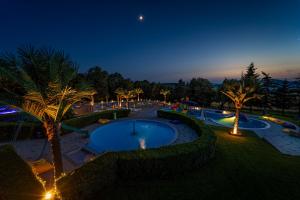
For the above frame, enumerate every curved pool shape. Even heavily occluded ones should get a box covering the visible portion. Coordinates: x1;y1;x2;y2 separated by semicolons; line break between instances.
87;120;177;153
204;110;270;129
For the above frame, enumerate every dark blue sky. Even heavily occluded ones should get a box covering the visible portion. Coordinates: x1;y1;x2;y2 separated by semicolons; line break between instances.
1;0;299;82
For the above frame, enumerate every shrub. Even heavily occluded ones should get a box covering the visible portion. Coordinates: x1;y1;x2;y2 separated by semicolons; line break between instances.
57;109;216;199
62;109;130;132
0;145;45;200
0;122;43;142
57;153;118;200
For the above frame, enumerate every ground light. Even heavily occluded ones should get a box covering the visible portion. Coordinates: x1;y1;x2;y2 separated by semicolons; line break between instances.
43;191;53;200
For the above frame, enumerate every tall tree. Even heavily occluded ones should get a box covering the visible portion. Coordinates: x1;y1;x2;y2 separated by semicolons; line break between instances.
189;78;214;107
134;88;144;101
174;79;189;101
274;79;291;115
86;66;109;101
134;80;152;100
261;71;272;114
222;81;260;135
122;90;136;108
0;46;95;192
108;73;125;100
160;89;171;103
243;63;260;112
115;87;125;108
217;78;240;110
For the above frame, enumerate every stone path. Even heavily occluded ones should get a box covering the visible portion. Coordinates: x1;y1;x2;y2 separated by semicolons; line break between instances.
254;121;300;156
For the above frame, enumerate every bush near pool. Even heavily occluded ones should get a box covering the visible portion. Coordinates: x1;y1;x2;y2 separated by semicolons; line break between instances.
0;109;131;141
0;145;45;200
61;109;131;133
57;109;216;200
0;121;43;141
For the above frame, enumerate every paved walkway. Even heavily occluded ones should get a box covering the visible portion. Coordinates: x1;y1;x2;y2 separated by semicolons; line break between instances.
254;121;300;156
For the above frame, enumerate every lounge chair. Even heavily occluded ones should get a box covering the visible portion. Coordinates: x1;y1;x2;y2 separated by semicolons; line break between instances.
98;118;110;124
282;128;300;138
29;159;53;175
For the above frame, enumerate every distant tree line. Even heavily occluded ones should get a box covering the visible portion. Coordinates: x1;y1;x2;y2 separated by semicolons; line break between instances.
0;47;299;116
75;63;299;115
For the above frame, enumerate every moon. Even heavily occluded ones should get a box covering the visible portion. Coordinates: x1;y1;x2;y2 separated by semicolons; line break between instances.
138;15;144;22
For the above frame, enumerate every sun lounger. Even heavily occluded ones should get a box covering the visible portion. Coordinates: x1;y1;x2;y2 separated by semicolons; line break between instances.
98;118;110;124
282;128;300;138
29;159;53;175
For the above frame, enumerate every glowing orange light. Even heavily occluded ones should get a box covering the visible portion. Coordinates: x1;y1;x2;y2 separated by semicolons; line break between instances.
43;191;53;200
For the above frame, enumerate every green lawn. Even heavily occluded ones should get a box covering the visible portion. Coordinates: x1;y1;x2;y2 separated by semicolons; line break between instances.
101;126;300;200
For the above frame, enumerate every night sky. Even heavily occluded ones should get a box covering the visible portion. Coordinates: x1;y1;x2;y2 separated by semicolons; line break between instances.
1;0;299;83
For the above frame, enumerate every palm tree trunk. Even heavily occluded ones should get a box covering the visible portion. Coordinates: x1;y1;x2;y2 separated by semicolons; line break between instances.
118;96;121;108
137;94;140;102
90;96;94;112
44;122;63;180
233;108;240;135
164;95;166;103
126;98;129;109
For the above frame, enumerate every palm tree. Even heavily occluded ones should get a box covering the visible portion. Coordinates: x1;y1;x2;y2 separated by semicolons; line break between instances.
134;88;144;102
115;88;125;108
122;90;136;109
221;81;259;135
0;47;95;188
160;89;170;103
89;91;97;112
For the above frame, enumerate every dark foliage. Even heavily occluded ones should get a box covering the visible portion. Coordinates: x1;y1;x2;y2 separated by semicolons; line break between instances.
0;145;45;200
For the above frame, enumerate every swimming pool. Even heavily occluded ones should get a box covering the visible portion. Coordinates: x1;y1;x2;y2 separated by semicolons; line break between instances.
87;119;177;153
204;110;270;129
0;106;19;115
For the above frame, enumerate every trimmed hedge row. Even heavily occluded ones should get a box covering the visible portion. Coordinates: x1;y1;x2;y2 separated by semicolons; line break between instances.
0;145;45;200
61;109;131;134
0;112;43;141
57;110;216;200
0;122;43;141
0;110;130;141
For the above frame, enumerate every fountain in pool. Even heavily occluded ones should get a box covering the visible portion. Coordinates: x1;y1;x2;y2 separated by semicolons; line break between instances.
87;119;177;153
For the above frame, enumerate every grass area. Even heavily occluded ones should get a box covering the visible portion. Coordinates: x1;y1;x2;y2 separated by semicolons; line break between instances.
101;126;300;200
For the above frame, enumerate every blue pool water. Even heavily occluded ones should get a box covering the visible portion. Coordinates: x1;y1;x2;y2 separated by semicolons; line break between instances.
204;110;269;129
87;120;177;153
0;106;19;115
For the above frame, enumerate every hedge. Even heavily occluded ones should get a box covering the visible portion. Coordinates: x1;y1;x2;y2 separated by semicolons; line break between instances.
57;109;216;200
0;145;45;200
0;122;43;141
61;109;131;134
0;110;130;141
